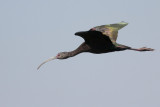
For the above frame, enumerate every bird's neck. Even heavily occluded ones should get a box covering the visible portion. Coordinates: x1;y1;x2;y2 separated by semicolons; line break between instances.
68;43;91;57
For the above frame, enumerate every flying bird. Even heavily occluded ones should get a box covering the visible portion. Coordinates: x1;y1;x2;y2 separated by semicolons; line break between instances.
37;22;154;69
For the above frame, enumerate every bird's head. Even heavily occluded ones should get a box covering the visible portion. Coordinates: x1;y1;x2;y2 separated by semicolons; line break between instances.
37;52;70;70
56;52;69;59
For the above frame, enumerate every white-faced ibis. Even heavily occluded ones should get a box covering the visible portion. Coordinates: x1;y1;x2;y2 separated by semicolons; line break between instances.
37;22;154;69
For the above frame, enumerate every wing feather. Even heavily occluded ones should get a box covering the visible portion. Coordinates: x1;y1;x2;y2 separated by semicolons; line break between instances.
91;22;128;42
75;31;114;49
75;22;128;49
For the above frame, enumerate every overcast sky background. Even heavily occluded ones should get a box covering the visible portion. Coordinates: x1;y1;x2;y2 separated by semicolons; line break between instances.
0;0;160;107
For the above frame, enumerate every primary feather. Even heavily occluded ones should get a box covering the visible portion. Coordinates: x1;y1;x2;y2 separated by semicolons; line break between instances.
90;21;128;42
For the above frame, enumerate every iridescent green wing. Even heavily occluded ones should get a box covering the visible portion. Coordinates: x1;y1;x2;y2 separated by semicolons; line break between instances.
91;22;128;43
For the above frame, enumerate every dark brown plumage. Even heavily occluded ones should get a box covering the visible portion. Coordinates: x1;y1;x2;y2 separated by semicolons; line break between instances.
37;22;154;69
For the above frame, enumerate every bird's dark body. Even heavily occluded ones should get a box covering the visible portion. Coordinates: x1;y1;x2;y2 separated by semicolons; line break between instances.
77;42;129;54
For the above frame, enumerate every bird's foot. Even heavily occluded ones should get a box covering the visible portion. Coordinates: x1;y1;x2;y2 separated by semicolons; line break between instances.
138;47;154;51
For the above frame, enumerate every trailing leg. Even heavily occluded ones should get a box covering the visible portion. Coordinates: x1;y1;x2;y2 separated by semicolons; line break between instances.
128;47;154;51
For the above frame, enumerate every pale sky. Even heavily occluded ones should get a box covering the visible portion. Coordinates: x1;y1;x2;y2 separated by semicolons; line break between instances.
0;0;160;107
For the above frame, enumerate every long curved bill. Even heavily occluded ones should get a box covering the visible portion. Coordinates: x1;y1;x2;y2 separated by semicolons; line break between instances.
37;56;57;70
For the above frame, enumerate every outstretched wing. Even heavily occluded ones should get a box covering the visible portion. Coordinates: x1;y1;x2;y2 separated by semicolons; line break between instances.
90;22;128;42
75;31;114;49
